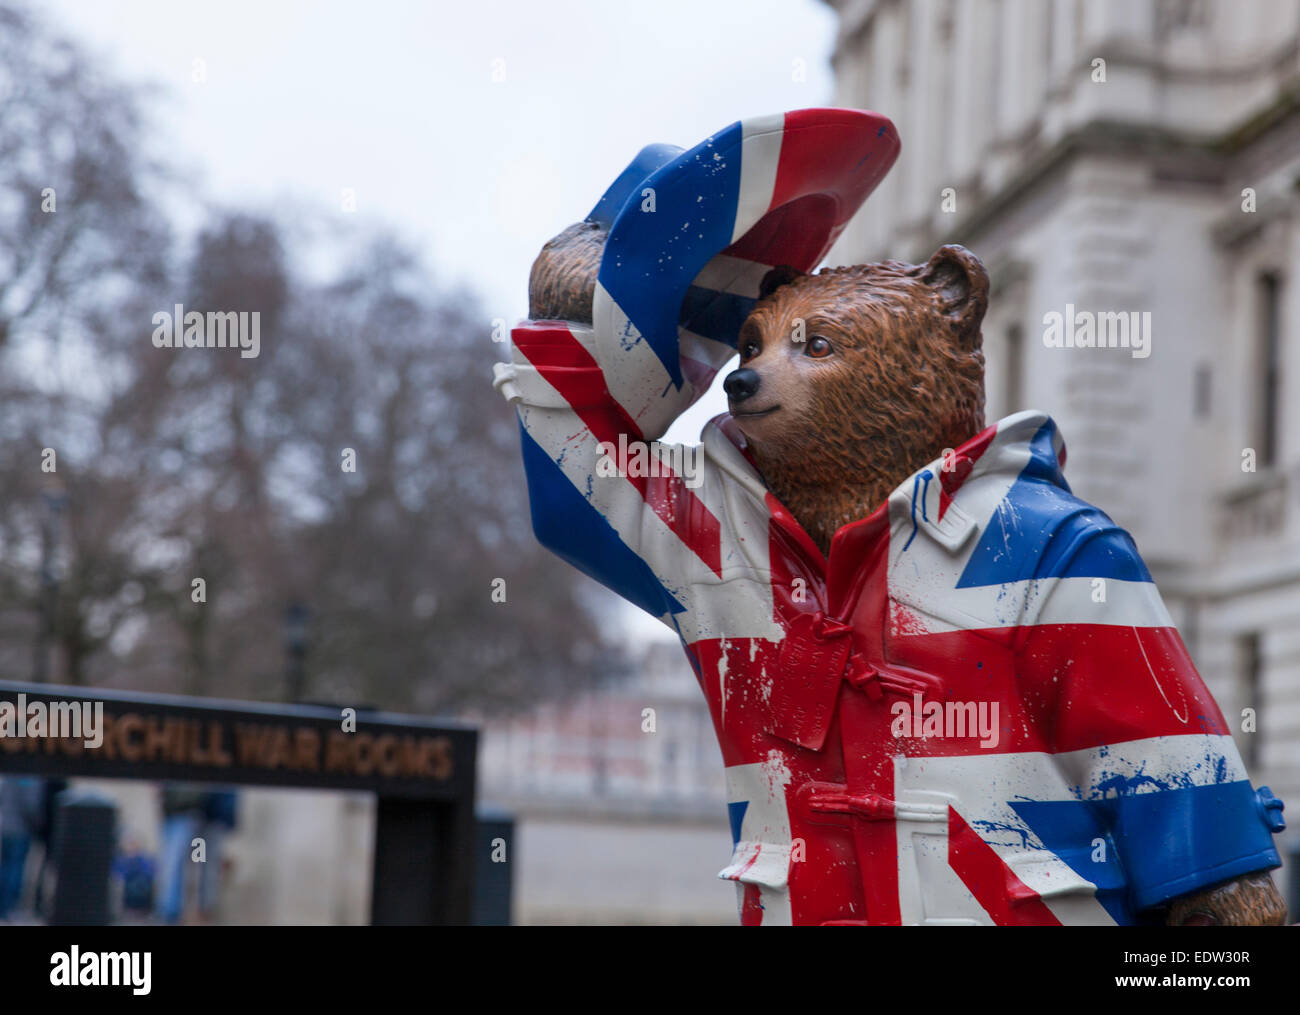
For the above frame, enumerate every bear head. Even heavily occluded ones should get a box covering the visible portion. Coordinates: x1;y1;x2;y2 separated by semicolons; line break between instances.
528;225;989;557
726;246;989;554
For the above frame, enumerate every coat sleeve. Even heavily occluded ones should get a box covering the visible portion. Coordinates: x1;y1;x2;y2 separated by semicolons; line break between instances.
494;321;726;627
1015;517;1284;913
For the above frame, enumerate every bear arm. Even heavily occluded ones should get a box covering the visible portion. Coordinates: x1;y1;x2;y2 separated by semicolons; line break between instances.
498;323;717;625
1016;527;1284;914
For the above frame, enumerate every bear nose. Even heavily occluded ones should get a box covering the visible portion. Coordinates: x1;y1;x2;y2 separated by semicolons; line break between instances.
724;367;761;403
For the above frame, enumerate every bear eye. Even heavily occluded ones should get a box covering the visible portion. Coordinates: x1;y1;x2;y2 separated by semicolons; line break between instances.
740;338;761;360
805;336;833;358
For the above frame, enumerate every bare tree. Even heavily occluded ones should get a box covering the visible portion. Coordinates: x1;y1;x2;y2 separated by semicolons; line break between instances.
0;2;168;352
264;232;618;712
0;1;626;709
0;1;172;684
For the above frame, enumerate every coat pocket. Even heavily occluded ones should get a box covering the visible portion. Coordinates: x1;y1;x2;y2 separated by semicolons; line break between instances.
717;840;791;890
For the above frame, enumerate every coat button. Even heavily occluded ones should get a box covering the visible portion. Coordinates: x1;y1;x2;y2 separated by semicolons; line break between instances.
845;653;884;701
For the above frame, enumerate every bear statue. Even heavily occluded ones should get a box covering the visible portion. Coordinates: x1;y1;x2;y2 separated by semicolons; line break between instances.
493;108;1287;926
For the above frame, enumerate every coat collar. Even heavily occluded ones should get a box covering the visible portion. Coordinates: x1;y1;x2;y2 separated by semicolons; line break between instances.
710;409;1067;581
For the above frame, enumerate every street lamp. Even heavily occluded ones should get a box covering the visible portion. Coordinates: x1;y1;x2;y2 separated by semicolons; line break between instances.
34;477;68;683
283;600;310;702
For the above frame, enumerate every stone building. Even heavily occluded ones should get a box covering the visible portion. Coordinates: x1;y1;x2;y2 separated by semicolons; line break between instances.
822;0;1300;906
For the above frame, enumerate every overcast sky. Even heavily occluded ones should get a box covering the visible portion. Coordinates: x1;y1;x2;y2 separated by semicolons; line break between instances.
42;0;841;642
45;0;836;315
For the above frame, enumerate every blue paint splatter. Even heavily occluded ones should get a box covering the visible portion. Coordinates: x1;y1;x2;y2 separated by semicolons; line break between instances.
970;818;1038;851
902;469;934;551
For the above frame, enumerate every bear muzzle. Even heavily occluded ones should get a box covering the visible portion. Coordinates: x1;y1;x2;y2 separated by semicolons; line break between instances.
724;367;762;405
725;367;782;422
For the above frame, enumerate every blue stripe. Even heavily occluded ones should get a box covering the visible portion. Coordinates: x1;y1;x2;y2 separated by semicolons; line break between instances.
678;285;755;348
957;420;1153;587
587;143;682;229
598;120;745;387
519;422;684;618
728;801;748;847
1013;779;1281;921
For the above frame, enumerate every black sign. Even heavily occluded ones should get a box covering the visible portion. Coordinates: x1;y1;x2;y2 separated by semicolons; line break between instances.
0;680;474;799
0;680;478;923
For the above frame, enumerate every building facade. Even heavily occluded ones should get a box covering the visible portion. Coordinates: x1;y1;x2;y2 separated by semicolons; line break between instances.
824;0;1300;908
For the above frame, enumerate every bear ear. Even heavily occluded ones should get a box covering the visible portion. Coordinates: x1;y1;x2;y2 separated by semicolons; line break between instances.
920;245;989;343
758;264;805;301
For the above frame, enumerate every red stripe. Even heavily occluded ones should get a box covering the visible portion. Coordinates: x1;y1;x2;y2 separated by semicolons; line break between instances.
513;325;723;577
881;622;1228;756
948;806;1062;925
769;109;900;229
724;109;901;273
938;423;996;520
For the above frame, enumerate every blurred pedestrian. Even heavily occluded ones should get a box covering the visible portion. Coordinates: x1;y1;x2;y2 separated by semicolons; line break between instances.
30;777;67;920
112;835;156;916
197;789;238;924
154;783;206;924
0;776;44;919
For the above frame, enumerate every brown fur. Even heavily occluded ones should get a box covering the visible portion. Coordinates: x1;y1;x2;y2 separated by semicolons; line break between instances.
1166;872;1288;926
528;220;606;323
734;248;988;555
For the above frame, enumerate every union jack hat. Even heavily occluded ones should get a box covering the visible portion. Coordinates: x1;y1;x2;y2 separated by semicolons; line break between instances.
586;108;900;426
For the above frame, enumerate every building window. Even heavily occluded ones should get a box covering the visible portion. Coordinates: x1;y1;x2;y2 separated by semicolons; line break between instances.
1194;363;1211;418
897;1;912;89
1256;272;1282;468
1005;323;1023;414
987;0;1002;131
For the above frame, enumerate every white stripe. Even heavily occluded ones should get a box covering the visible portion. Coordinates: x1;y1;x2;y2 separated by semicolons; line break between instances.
688;252;776;298
729;114;786;244
1060;732;1249;794
889;576;1176;636
591;281;710;438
